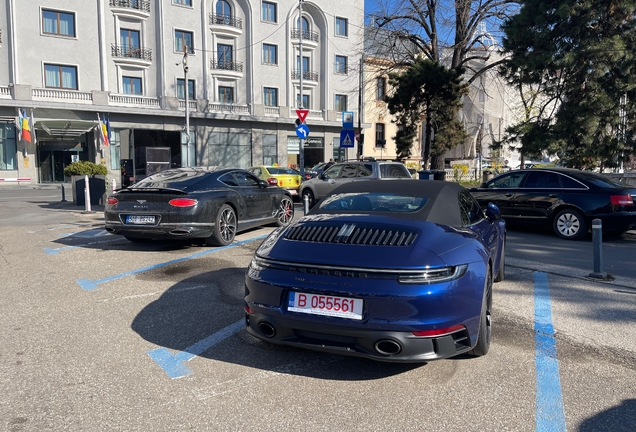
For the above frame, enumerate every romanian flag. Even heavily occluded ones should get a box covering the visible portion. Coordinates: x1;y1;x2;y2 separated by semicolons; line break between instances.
97;114;109;147
20;109;32;143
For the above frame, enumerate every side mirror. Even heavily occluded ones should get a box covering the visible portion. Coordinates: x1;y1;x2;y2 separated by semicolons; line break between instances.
485;202;502;221
258;180;269;188
318;173;326;180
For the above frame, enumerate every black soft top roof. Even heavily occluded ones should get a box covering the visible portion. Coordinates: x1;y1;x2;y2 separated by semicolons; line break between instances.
311;179;466;227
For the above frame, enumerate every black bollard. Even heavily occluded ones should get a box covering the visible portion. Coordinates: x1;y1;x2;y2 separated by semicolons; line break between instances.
588;219;607;279
61;184;67;202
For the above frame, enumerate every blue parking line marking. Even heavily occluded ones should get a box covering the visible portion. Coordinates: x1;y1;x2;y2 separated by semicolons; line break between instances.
148;319;244;379
534;272;567;432
45;237;120;255
76;235;267;291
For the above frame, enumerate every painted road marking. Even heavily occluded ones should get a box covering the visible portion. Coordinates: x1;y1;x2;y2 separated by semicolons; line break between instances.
76;235;267;291
58;228;112;238
534;271;566;432
148;319;244;379
45;237;119;255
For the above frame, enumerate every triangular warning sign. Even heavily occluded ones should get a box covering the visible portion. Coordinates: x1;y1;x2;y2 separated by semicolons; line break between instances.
296;109;309;123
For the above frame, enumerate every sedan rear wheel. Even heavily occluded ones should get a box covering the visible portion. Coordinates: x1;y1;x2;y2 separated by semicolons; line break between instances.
276;197;294;227
471;269;492;357
206;204;237;246
553;208;587;240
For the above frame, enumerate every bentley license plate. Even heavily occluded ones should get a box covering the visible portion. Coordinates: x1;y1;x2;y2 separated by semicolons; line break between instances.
125;215;156;224
288;292;363;320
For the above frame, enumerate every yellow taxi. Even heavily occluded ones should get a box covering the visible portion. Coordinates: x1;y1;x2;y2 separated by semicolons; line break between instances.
248;165;302;198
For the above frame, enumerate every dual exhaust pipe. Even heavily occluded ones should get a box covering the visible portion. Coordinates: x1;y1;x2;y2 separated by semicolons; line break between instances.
255;320;402;356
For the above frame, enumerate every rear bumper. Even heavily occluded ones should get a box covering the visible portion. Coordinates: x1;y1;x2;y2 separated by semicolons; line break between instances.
104;220;214;239
592;212;636;232
244;309;473;363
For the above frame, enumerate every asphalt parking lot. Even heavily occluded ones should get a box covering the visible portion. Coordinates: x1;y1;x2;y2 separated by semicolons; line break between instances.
1;186;635;431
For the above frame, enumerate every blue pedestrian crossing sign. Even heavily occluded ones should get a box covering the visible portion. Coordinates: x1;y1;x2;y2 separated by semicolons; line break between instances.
340;129;355;148
295;123;309;139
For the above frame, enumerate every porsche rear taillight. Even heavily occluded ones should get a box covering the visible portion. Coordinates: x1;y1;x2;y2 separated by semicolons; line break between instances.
106;197;118;205
169;198;198;207
610;194;634;206
267;177;279;186
412;324;465;337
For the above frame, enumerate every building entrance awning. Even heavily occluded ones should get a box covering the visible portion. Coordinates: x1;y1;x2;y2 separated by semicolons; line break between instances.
35;119;97;138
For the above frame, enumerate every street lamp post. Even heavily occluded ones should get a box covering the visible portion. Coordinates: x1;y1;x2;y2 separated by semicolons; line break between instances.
182;47;190;167
298;0;305;177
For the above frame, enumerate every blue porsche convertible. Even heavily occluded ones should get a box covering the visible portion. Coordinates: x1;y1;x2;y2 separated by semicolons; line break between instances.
244;180;505;362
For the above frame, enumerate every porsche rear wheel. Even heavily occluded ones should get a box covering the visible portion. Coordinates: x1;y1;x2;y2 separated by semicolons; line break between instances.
206;204;237;246
276;197;294;227
471;269;492;357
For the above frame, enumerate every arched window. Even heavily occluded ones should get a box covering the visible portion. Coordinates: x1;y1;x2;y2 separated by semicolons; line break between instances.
216;0;231;18
297;16;309;35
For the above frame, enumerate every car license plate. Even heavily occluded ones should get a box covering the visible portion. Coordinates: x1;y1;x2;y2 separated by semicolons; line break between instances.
288;292;363;320
125;215;156;224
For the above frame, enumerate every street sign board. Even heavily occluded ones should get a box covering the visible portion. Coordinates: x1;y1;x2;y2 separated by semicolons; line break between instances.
296;109;309;123
295;124;309;139
340;129;354;148
342;111;354;129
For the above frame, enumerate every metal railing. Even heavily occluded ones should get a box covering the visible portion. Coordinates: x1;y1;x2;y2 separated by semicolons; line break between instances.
291;29;319;42
291;70;318;81
209;13;243;30
111;44;152;61
109;0;150;13
210;60;243;73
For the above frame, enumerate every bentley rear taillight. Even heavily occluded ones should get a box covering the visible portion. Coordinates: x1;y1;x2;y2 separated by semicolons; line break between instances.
169;198;198;207
610;195;633;206
106;197;118;205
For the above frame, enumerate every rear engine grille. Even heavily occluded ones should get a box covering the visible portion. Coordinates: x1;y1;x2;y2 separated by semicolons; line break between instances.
285;224;418;246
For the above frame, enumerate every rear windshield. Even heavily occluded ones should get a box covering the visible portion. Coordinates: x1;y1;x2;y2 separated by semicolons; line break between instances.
268;167;297;175
379;164;411;178
318;192;428;213
132;167;219;190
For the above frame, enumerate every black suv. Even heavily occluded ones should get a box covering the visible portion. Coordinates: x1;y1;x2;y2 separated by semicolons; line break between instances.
299;161;412;207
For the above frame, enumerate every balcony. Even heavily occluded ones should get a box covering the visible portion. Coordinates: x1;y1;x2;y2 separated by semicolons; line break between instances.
208;103;250;114
210;60;244;78
111;44;152;67
109;94;160;108
291;29;319;49
209;13;243;37
109;0;150;19
32;88;93;104
291;70;319;87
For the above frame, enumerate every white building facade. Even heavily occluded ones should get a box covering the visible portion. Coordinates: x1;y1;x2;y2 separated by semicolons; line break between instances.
0;0;364;185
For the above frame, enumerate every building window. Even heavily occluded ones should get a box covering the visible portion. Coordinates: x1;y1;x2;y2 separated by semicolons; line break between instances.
177;78;195;99
264;87;278;106
216;0;231;16
123;76;142;95
217;44;233;65
335;94;347;112
120;29;140;56
219;86;234;103
335;17;348;37
0;125;17;170
262;44;277;64
173;0;192;5
262;1;276;23
376;77;386;100
44;64;78;89
375;123;385;147
262;134;277;165
42;9;75;37
335;55;348;74
175;30;194;54
296;94;310;109
296;56;310;72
